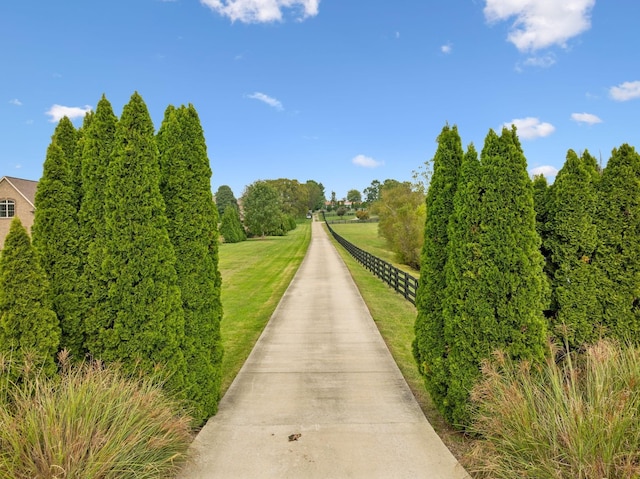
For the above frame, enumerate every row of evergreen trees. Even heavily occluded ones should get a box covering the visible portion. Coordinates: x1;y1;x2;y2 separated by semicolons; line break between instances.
414;124;640;428
0;93;223;424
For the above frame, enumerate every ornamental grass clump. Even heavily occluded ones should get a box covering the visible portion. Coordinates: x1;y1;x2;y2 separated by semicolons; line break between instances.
0;353;193;479
469;340;640;479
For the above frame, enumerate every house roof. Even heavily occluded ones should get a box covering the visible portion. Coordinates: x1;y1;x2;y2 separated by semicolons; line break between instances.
1;176;38;208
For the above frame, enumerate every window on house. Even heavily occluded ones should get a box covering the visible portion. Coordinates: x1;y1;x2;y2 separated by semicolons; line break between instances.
0;199;15;218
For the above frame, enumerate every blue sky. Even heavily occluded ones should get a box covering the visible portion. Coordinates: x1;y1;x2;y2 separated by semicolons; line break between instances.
1;1;639;200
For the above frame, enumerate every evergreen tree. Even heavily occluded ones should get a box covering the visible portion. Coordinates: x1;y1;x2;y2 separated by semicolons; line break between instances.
52;116;82;209
0;218;60;379
215;185;238;217
532;174;555;316
581;149;602;184
219;204;246;243
441;144;484;425
85;92;187;393
592;144;640;343
414;125;463;412
31;129;83;357
546;150;599;348
157;104;223;422
77;97;117;358
444;128;547;426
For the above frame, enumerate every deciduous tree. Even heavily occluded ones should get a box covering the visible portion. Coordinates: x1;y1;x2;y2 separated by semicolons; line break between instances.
242;180;283;237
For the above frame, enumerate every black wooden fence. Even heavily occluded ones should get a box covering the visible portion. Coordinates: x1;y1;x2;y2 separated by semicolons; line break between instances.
323;214;419;305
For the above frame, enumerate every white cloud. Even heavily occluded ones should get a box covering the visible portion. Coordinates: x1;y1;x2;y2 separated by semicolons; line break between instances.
9;98;22;106
522;53;556;68
45;104;92;123
200;0;319;23
352;154;383;168
395;31;400;39
484;0;595;52
502;117;555;140
247;92;283;110
530;165;558;178
571;112;602;125
609;81;640;102
441;43;452;54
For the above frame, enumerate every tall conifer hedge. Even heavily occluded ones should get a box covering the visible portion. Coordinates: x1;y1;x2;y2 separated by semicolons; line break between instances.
443;128;547;426
78;96;118;355
84;92;187;393
157;104;223;423
0;219;60;379
31;130;84;357
546;150;599;348
414;124;463;413
593;144;640;343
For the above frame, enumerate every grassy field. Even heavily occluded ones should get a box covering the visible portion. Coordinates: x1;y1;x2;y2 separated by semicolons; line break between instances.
329;221;420;277
218;222;311;394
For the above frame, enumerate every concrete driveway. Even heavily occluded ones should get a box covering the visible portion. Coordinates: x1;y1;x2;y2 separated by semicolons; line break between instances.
178;220;471;479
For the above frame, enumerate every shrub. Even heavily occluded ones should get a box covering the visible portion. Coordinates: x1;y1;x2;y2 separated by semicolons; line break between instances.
0;353;193;479
355;209;369;220
469;340;640;479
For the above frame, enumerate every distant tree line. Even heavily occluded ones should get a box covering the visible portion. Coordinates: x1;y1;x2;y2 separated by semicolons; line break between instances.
0;93;222;425
215;178;325;241
414;123;640;429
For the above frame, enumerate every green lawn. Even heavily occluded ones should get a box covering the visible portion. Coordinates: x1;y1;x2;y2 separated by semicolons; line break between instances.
218;223;311;393
329;221;420;277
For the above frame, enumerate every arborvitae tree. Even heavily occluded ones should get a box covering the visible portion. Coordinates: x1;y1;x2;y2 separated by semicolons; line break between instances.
414;125;463;411
0;218;60;379
532;174;555;316
242;181;284;237
157;104;223;422
592;144;640;343
31;130;83;357
444;128;547;427
52;116;82;210
532;174;551;243
441;144;484;424
85;92;187;393
546;150;599;348
581;149;602;184
215;185;239;217
77;97;118;361
219;204;246;243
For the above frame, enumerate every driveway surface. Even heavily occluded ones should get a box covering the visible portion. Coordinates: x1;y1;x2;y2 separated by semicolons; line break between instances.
178;220;471;479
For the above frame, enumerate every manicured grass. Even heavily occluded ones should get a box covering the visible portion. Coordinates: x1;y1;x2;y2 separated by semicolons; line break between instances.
329;222;420;276
218;223;311;394
323;223;470;464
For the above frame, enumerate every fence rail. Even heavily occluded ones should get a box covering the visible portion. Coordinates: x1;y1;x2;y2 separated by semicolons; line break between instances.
323;214;419;305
